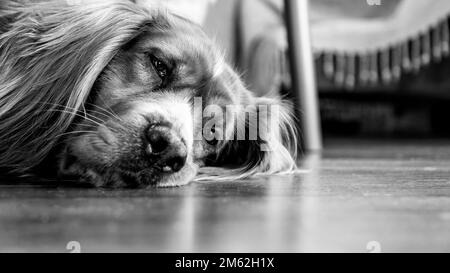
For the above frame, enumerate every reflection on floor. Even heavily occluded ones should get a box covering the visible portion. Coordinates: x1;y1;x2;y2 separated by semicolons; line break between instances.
0;139;449;252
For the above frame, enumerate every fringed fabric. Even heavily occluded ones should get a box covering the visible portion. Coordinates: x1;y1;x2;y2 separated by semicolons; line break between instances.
313;1;450;89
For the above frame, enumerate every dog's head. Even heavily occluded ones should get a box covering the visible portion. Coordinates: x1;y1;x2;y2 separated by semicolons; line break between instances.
0;0;297;187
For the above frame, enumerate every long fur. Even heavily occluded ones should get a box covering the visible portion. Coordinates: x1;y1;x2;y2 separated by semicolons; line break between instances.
195;66;299;181
195;98;299;182
0;0;154;173
0;0;298;185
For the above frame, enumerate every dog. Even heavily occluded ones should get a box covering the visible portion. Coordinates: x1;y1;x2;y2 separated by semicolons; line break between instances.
0;0;298;188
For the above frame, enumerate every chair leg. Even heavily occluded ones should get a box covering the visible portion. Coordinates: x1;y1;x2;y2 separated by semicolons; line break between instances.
284;0;322;152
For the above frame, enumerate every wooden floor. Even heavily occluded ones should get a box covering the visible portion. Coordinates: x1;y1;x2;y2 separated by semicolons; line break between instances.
0;139;449;253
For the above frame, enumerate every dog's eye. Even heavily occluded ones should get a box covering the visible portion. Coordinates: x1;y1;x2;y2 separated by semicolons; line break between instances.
206;125;219;146
150;55;169;80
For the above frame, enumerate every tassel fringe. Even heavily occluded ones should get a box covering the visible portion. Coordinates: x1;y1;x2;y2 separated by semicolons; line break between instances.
318;16;450;89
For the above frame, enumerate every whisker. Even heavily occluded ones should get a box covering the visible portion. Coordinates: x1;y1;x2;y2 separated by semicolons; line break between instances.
35;102;105;124
85;101;123;122
42;109;104;127
36;102;125;130
55;131;96;137
73;123;101;129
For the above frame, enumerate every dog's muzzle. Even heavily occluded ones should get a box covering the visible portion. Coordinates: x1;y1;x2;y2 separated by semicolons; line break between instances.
144;123;187;173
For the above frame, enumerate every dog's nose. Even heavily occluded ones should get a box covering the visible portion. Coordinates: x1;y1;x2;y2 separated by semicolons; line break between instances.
145;125;187;173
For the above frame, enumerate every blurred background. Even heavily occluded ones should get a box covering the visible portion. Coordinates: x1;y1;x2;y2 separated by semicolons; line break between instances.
150;0;450;139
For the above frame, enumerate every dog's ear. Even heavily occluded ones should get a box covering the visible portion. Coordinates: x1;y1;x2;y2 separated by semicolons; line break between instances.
196;81;298;181
250;96;298;174
222;96;298;177
0;0;158;173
